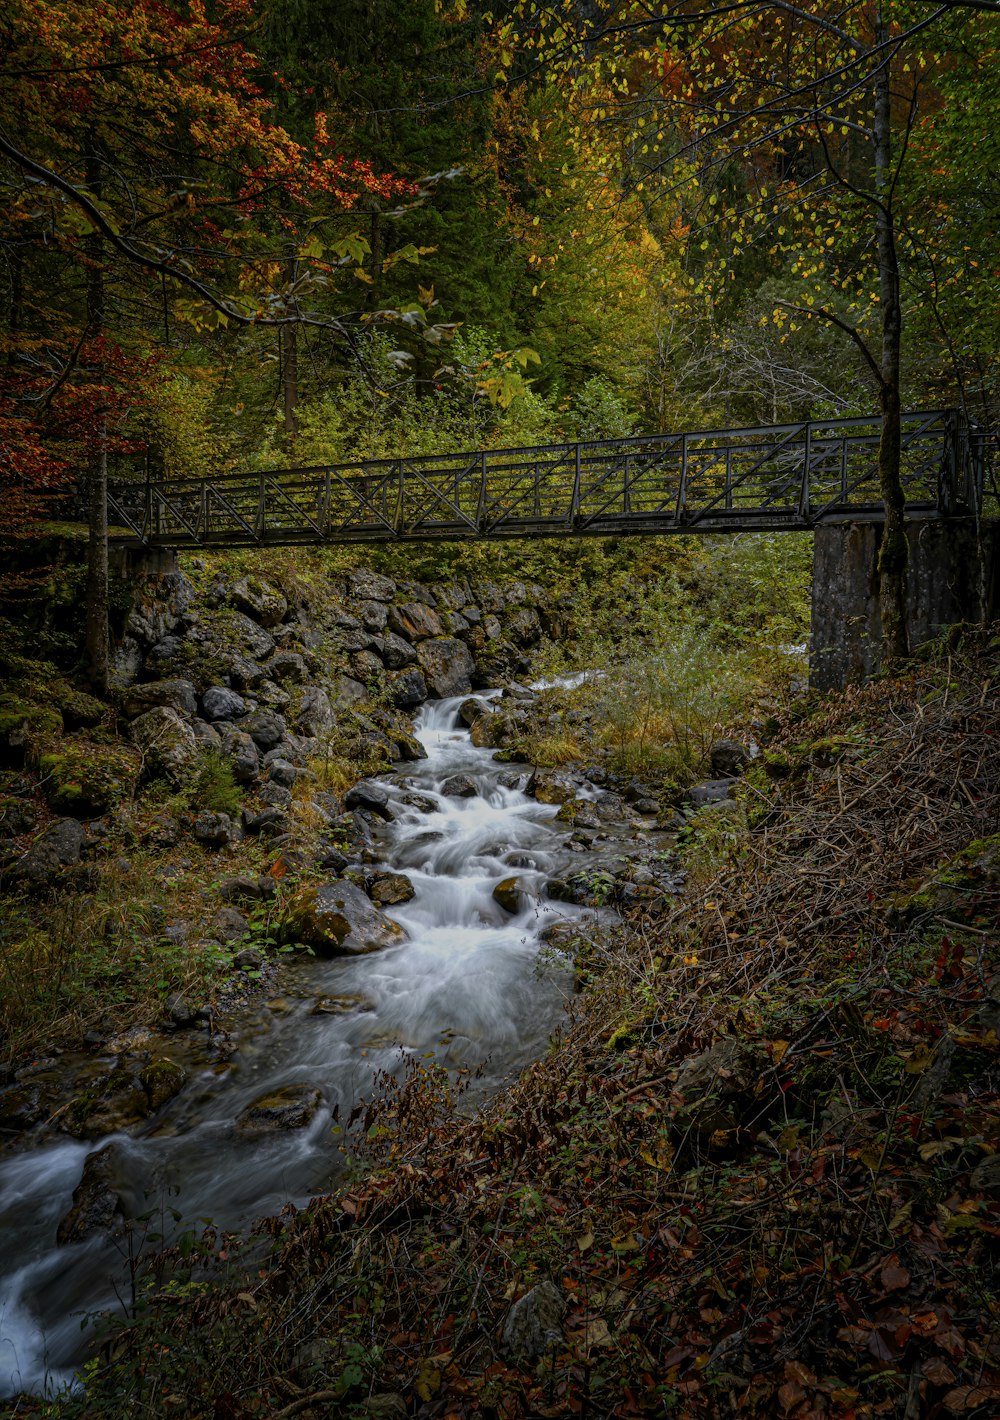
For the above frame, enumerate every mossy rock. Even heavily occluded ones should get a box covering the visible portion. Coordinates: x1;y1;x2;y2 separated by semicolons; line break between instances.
0;695;63;766
139;1057;187;1111
38;741;140;817
57;689;106;729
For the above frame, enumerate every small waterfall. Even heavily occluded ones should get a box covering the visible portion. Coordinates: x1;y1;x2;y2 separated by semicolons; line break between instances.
0;692;590;1398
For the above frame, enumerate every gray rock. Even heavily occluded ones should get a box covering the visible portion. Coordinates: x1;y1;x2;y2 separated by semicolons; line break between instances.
242;807;288;837
167;993;195;1027
9;818;86;891
348;569;396;602
129;707;199;786
502;1281;566;1360
268;759;298;788
710;739;750;777
228;655;267;692
971;1154;1000;1191
505;605;542;644
219;874;264;904
358;600;389;632
294;687;335;736
379;632;418;670
211;907;249;943
388;602;444;641
344;781;393;820
121;678;198;720
223;730;260;785
388;668;428;708
416;637;474;698
331;676;367;707
0;799;38;837
194;812;239;848
352;650;385;682
268;650;308;684
190;719;222;751
232;576;287;628
202;686;247;722
260;783;292;808
529;769;581;805
0;1082;46;1132
234;947;264;972
686;779;735;808
230;612;276;661
245;709;286;752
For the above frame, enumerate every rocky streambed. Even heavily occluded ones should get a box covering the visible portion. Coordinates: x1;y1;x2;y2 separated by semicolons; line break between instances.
0;684;689;1400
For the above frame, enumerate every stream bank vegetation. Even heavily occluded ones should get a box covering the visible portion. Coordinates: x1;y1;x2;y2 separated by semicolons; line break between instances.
34;625;999;1419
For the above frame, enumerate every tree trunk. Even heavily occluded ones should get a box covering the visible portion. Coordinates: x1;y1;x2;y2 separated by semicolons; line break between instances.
873;8;909;663
282;255;299;439
85;145;110;693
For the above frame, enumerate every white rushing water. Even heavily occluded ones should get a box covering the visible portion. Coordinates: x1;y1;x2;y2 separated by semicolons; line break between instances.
0;692;588;1398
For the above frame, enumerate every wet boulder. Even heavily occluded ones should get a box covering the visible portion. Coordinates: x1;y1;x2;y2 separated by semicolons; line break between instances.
441;773;477;798
529;769;581;805
493;877;523;914
237;1084;323;1132
283;881;407;957
368;872;415;906
62;1066;151;1139
416;637;474;698
459;696;493;728
129;707;199;786
139;1057;187;1111
57;1144;128;1244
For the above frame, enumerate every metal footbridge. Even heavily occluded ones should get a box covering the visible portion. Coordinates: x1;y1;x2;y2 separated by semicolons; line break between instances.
109;409;989;549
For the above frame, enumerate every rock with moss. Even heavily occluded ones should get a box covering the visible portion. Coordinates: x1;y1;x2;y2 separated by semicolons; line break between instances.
284;881;407;957
120;678;198;721
0;695;62;766
139;1057;187;1111
0;798;38;837
237;1084;323;1132
38;741;139;817
232;576;288;628
129;706;199;786
416;637;474;698
61;1066;151;1139
57;689;106;729
5;818;85;889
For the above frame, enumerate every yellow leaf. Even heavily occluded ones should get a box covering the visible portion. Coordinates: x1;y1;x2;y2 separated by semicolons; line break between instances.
415;1360;441;1403
577;1230;595;1252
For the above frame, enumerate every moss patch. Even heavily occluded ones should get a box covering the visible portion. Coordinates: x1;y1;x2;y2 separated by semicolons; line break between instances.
38;741;140;816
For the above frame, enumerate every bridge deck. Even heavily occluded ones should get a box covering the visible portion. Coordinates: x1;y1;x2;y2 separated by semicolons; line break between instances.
108;409;987;549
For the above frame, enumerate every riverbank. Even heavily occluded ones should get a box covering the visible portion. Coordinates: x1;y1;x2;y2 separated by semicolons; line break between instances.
39;624;999;1420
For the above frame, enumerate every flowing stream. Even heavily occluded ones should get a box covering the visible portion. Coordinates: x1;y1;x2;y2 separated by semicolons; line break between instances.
0;692;591;1398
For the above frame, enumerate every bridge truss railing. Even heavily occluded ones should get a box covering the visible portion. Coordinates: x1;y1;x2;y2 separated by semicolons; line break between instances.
107;408;984;548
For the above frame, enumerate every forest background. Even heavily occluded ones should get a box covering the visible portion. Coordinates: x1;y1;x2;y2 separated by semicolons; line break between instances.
1;0;998;665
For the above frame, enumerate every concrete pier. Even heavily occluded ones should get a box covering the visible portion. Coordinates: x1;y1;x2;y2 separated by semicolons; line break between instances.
810;518;1000;689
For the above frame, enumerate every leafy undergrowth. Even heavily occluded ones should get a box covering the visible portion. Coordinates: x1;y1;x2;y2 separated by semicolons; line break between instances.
51;631;1000;1420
